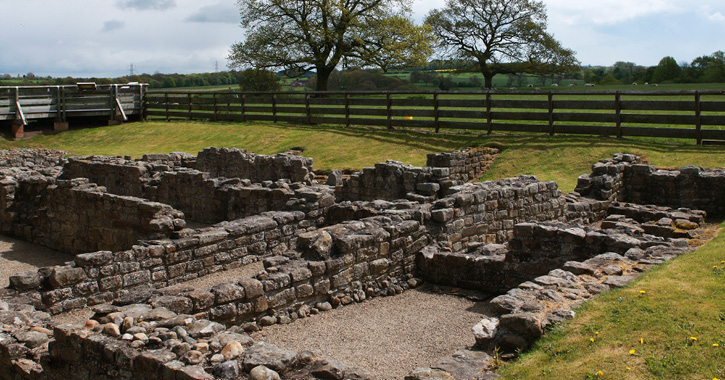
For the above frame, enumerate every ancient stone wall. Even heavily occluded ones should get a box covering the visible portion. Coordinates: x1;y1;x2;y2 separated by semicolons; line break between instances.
9;211;309;314
137;216;426;329
428;176;566;251
425;147;499;184
417;214;698;295
194;147;314;184
0;175;185;255
336;147;498;203
624;164;725;216
60;156;152;199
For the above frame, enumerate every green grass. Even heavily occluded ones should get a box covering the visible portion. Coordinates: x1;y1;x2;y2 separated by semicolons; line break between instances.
4;121;725;193
498;222;725;380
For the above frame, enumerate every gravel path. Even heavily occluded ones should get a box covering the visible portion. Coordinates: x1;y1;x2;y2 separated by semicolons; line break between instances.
0;234;70;288
252;287;490;380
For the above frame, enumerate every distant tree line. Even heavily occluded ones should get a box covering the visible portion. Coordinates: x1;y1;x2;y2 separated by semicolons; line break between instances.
580;51;725;85
0;71;245;89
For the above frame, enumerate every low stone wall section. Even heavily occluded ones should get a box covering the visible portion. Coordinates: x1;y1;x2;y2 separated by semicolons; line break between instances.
417;215;698;295
128;215;427;329
194;147;315;185
0;175;185;255
428;176;566;251
425;146;499;184
8;211;310;314
624;164;725;216
336;147;499;203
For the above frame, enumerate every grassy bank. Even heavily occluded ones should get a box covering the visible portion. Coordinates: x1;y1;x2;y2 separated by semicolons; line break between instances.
499;222;725;380
4;121;725;193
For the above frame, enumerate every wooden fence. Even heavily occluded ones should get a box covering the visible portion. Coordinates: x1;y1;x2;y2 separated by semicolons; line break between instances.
1;84;146;125
144;90;725;144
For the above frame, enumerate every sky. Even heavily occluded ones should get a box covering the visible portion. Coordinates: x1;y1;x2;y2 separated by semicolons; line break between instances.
0;0;723;78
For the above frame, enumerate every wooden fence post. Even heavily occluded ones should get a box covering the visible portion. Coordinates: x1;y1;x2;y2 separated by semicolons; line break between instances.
345;93;350;128
188;93;193;120
240;93;246;122
434;92;440;133
305;92;312;124
695;91;702;145
272;93;277;123
212;93;218;122
165;92;170;121
386;93;393;130
615;91;622;139
548;92;555;136
486;91;493;135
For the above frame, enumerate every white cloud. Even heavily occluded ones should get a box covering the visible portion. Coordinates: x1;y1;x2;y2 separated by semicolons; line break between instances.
185;3;240;24
102;20;125;33
707;11;725;22
545;0;683;26
115;0;176;11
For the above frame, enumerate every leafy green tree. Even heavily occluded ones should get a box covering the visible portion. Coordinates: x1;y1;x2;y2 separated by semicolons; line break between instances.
652;56;682;83
239;69;281;92
228;0;433;91
425;0;578;88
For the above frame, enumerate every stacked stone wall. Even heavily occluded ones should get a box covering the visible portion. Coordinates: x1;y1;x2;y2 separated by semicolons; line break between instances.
141;216;427;328
60;157;151;199
8;212;309;314
425;147;499;183
623;164;725;216
428;176;566;251
418;218;695;295
194;147;314;184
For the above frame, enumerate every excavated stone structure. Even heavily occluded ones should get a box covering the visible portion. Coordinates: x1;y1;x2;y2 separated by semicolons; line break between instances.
0;147;722;380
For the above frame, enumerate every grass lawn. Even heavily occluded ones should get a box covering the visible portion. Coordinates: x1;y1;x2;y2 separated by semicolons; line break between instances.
498;221;725;380
4;120;725;193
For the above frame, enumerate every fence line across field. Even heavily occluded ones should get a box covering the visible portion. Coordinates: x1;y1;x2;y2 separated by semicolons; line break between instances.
145;89;725;145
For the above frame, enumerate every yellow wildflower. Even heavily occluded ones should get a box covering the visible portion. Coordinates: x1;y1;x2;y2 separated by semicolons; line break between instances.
597;370;604;376
640;290;646;294
590;338;595;343
714;343;719;347
629;349;636;355
691;336;698;341
640;338;644;345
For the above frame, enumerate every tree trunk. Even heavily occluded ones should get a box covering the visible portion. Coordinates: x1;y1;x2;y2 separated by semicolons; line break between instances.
315;66;334;92
483;73;495;89
479;61;495;89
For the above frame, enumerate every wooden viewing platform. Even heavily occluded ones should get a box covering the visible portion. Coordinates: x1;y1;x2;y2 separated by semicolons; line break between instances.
0;83;147;139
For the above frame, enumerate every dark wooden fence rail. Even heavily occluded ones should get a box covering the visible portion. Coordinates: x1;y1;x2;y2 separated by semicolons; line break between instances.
145;90;725;144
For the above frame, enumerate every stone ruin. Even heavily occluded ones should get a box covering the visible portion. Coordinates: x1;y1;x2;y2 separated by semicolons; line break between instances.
0;146;722;380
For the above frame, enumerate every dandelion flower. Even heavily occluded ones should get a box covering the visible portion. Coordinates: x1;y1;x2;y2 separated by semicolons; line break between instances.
691;336;698;341
590;338;595;343
597;370;604;376
626;367;631;370
640;290;646;294
629;349;636;355
714;343;719;347
640;338;644;345
595;331;599;335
